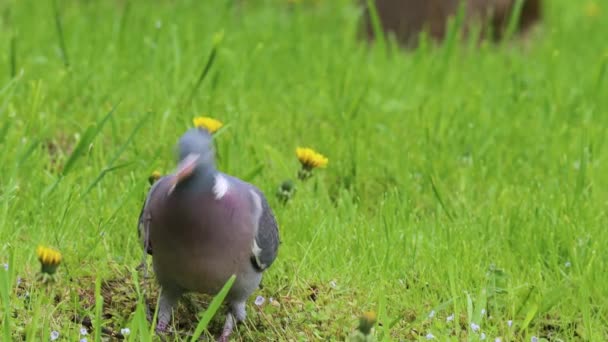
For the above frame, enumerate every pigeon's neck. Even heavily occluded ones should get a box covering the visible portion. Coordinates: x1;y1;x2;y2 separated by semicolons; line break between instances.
179;164;217;194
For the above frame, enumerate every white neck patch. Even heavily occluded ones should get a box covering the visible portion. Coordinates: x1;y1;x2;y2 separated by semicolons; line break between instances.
212;174;230;199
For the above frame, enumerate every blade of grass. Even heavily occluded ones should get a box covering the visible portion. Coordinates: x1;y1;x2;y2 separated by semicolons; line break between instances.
365;0;385;50
134;302;151;341
94;273;103;342
575;134;589;201
0;248;14;341
10;32;16;78
241;163;264;182
447;261;461;336
82;111;150;196
17;138;41;167
0;73;21;96
520;302;538;331
595;54;608;99
442;0;466;59
63;104;117;176
82;162;133;197
474;287;488;324
0;121;12;147
466;291;473;324
381;215;391;273
130;268;152;342
117;0;131;44
376;291;388;341
190;274;236;342
287;222;323;294
148;290;161;336
429;175;455;222
51;0;70;67
504;0;525;41
101;148;163;227
26;292;44;342
43;104;118;197
185;31;223;107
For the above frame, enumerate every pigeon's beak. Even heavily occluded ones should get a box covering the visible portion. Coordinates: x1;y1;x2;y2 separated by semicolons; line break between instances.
176;153;200;183
168;153;200;195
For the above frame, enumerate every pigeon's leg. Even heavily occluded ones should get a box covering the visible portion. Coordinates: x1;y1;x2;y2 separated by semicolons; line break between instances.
156;287;182;333
218;301;246;342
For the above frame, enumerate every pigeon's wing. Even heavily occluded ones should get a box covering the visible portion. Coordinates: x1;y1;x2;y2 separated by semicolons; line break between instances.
137;176;173;255
248;187;281;272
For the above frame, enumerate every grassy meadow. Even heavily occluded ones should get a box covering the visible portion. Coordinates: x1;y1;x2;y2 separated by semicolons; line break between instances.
1;0;607;340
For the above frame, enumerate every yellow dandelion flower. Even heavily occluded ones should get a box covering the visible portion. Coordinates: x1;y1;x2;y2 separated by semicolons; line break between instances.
361;311;377;323
296;147;328;181
149;170;162;185
36;245;62;281
585;2;600;17
357;311;377;336
37;245;62;266
296;147;329;170
193;116;223;134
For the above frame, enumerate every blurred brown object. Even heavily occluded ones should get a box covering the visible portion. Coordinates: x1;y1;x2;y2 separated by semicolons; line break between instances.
361;0;542;48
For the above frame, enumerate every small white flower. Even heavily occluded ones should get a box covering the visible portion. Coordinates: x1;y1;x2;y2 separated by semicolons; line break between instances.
80;327;88;335
495;338;502;342
565;261;571;268
269;297;274;303
329;280;337;288
480;332;486;340
120;328;131;336
425;333;435;340
2;263;8;271
50;331;59;340
471;322;480;332
155;20;162;29
428;310;435;319
507;320;513;327
531;336;539;342
481;308;486;316
446;314;454;322
254;295;265;306
80;338;87;342
16;277;21;286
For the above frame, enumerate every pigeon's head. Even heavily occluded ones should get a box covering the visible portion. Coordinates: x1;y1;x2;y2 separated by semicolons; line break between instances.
173;128;216;186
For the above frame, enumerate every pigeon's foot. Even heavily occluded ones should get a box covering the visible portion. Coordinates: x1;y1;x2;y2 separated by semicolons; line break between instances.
155;287;181;336
155;321;168;334
217;301;246;342
217;329;232;342
217;312;235;342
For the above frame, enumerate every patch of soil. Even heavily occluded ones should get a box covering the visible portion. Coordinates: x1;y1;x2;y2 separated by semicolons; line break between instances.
43;132;76;173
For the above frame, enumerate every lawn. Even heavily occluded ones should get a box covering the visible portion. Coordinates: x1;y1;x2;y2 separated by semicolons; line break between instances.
0;0;607;341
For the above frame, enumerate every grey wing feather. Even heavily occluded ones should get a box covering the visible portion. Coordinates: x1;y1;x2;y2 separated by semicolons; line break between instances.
251;189;280;271
137;176;170;255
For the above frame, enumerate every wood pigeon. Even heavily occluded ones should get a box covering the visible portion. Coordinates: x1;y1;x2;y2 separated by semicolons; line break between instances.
137;127;280;341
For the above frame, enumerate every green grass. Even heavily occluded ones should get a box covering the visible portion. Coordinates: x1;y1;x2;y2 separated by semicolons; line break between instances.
1;0;607;340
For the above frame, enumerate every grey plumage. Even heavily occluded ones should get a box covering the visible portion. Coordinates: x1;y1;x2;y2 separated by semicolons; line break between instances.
137;128;280;341
138;176;166;255
249;187;280;271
